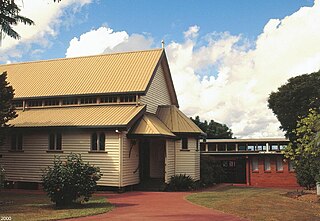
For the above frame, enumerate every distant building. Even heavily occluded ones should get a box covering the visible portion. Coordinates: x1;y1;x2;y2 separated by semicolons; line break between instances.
200;138;298;187
0;49;204;189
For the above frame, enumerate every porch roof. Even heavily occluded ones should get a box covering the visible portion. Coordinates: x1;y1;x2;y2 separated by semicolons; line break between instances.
128;113;176;138
9;104;146;129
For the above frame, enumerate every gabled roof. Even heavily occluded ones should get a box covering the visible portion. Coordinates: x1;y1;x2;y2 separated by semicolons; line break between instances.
128;113;176;138
0;49;177;105
156;105;205;135
10;105;145;129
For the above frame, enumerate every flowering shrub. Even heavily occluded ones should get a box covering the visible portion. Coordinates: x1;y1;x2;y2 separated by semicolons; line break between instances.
42;153;102;208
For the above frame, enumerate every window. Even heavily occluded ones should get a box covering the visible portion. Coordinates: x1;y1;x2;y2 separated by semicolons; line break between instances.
80;97;97;104
13;100;23;108
264;157;271;171
257;144;266;151
100;96;118;103
91;132;105;151
217;143;225;151
120;95;136;103
181;138;188;150
48;133;62;150
276;157;283;171
270;144;279;151
44;99;60;106
247;144;255;151
288;160;295;172
252;157;259;172
27;99;42;107
279;144;287;150
62;98;78;105
227;143;236;151
11;134;23;151
208;143;216;151
238;144;246;151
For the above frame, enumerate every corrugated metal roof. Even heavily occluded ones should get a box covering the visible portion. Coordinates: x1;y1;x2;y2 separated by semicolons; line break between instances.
129;113;176;138
156;105;204;134
0;49;163;98
10;105;145;128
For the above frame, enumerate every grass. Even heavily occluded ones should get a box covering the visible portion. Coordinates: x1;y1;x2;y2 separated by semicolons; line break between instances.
0;191;113;221
187;186;320;221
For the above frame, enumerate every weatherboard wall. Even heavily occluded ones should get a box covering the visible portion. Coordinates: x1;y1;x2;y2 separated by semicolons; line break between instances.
175;138;200;181
120;132;140;187
0;130;124;187
140;64;172;114
165;139;176;183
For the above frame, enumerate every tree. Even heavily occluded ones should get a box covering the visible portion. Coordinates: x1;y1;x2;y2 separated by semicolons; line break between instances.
0;0;35;45
0;71;17;146
42;153;102;208
268;71;320;140
284;109;320;189
191;116;233;139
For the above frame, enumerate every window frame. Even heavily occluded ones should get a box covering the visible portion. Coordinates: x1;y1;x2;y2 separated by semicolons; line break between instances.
90;132;106;152
181;137;188;150
10;133;23;151
264;157;271;172
252;157;259;172
276;156;283;172
48;132;62;151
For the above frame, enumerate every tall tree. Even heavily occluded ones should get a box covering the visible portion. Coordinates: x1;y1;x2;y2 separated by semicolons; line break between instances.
0;0;34;45
0;71;17;145
268;71;320;140
191;116;233;139
284;109;320;189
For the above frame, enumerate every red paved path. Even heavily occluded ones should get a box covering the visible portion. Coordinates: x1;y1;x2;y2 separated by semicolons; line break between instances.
67;191;246;221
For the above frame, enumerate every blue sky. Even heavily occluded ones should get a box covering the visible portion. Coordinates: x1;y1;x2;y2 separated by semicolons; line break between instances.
1;0;319;137
6;0;313;62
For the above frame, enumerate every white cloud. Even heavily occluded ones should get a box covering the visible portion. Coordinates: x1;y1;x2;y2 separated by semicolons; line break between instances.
166;0;320;138
0;0;92;62
65;27;154;57
184;25;200;39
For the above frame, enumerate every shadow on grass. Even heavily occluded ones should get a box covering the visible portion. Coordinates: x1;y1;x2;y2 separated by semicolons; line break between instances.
27;201;111;210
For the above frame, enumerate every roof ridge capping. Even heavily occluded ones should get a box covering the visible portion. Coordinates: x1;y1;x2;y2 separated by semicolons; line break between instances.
0;48;164;67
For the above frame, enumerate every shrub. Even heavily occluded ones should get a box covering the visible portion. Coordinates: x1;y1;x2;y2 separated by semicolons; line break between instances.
200;156;226;186
166;174;195;191
0;165;5;190
42;153;102;208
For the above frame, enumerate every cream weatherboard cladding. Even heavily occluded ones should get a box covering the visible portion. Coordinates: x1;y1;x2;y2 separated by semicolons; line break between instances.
175;138;200;180
165;140;175;183
120;132;140;186
140;65;172;114
0;131;122;186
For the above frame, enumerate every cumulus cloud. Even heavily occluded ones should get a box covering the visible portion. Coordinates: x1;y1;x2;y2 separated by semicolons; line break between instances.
166;0;320;138
65;27;154;57
0;0;92;62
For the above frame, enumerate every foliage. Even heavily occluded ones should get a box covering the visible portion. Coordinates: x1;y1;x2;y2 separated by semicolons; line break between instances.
191;116;233;139
42;153;102;208
268;71;320;140
166;174;195;191
284;109;320;189
0;71;17;146
0;0;34;44
0;164;5;190
200;156;226;186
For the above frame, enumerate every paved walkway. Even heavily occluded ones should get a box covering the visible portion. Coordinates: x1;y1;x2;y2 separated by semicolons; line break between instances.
67;191;246;221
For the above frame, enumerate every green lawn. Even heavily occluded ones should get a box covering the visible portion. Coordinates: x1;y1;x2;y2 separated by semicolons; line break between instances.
0;191;113;221
187;186;320;221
